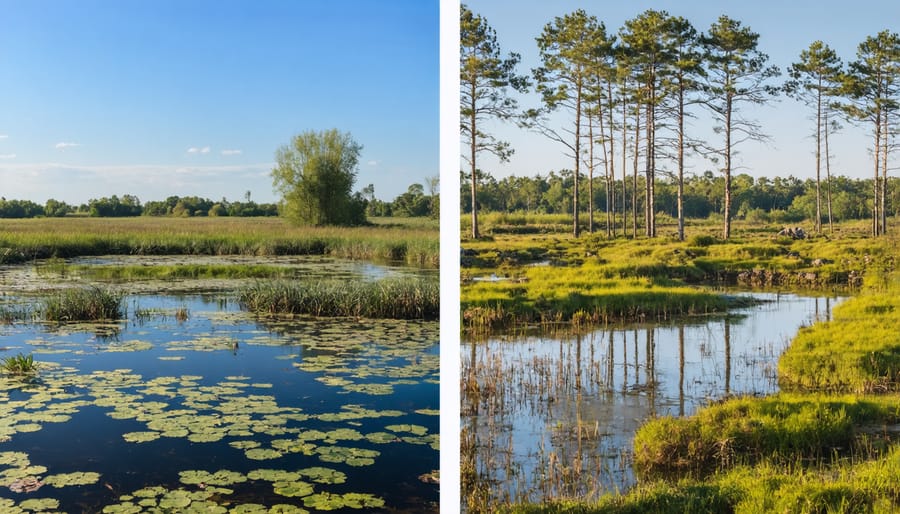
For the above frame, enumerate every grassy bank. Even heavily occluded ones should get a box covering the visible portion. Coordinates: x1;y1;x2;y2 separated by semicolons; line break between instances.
240;278;439;320
0;217;439;267
511;267;900;512
38;261;300;281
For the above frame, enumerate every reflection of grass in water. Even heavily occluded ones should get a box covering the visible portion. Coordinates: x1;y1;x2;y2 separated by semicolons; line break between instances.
240;278;439;320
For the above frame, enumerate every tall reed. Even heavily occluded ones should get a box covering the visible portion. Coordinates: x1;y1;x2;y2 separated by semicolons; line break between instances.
239;278;439;320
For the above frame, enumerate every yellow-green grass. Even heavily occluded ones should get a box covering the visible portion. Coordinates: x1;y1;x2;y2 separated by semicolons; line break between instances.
240;277;439;320
40;287;125;322
39;262;300;281
779;272;900;393
632;393;900;480
0;216;438;267
461;264;737;331
504;445;900;513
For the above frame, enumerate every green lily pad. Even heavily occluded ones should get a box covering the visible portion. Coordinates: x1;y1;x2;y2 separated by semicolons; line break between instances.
179;469;247;486
247;469;302;482
298;467;346;485
245;448;283;461
158;489;192;509
268;505;310;514
414;408;439;416
122;431;161;443
43;471;101;487
19;498;61;511
272;480;314;498
385;424;428;436
103;502;143;514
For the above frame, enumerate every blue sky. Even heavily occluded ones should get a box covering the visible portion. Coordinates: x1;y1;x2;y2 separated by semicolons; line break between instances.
0;0;438;204
462;0;900;188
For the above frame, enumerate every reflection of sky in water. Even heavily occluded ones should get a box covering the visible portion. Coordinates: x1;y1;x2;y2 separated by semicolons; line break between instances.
0;293;439;512
462;293;844;502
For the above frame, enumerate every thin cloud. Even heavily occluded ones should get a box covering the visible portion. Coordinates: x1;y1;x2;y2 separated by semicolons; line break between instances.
0;135;8;140
367;160;379;166
0;153;16;159
221;149;242;156
55;142;81;150
187;146;211;154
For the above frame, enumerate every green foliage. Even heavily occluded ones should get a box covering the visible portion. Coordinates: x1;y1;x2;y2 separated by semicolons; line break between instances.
240;278;439;320
0;217;438;267
0;353;38;376
40;287;124;322
272;129;367;226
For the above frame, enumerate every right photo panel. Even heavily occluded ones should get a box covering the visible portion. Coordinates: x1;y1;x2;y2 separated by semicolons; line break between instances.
460;1;900;512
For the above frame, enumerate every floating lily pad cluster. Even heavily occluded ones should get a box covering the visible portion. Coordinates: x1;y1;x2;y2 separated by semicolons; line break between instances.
0;292;438;512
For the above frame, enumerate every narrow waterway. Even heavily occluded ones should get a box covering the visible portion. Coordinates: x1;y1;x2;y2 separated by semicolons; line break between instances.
461;292;843;508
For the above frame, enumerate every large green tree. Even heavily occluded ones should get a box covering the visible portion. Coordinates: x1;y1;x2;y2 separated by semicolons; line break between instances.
531;10;606;237
271;129;367;226
786;41;843;234
700;15;780;239
460;4;528;239
842;30;900;236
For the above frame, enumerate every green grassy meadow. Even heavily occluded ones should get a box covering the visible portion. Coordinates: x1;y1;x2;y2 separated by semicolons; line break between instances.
0;216;439;267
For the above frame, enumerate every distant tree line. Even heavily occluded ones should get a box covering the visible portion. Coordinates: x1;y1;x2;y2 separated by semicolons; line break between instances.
461;169;898;225
462;5;900;239
0;183;438;220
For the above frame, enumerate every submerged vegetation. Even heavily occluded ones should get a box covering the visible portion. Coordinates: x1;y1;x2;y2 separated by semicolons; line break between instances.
240;278;440;320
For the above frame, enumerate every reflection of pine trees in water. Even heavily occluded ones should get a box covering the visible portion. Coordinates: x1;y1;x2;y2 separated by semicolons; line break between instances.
460;294;839;510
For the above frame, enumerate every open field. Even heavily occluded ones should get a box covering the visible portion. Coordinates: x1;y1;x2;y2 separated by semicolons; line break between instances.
0;216;439;267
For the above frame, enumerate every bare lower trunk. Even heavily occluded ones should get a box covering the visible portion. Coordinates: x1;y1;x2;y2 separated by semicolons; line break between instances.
824;110;834;233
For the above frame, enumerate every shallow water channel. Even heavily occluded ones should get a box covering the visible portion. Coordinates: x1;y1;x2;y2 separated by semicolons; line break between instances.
461;292;843;507
0;258;438;513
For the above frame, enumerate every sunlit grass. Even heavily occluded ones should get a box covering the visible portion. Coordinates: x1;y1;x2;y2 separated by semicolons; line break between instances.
0;217;438;267
240;278;439;320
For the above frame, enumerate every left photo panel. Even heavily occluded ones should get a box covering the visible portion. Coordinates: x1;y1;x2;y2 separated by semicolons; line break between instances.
0;1;440;513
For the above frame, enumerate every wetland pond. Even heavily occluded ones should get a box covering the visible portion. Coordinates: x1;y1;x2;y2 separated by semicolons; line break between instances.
462;292;843;507
0;257;438;513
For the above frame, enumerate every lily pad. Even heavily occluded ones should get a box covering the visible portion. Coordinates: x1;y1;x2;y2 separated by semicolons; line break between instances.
298;467;346;485
122;431;161;443
246;469;301;482
272;480;314;498
245;448;283;461
43;471;101;487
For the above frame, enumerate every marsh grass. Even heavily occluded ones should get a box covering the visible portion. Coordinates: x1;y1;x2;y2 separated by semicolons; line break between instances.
0;353;38;376
57;263;300;281
0;217;438;267
240;278;439;320
40;287;125;322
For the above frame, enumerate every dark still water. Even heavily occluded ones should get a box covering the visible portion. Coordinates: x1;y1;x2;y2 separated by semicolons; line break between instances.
461;292;842;507
0;293;439;513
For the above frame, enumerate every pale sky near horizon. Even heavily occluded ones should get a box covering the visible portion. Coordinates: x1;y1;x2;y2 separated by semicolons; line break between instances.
0;0;438;205
463;0;900;188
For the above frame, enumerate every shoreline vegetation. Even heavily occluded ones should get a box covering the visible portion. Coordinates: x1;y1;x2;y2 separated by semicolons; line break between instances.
461;218;889;333
0;217;439;268
463;218;900;513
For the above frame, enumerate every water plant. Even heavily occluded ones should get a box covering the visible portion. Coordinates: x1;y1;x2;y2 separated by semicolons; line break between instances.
0;353;38;376
240;278;439;320
40;287;124;322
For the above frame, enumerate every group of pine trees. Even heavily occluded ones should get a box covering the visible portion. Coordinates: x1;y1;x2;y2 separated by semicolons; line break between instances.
461;5;900;239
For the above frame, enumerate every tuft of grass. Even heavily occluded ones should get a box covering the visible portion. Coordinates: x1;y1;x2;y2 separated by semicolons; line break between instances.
240;278;439;320
40;287;125;322
1;353;38;376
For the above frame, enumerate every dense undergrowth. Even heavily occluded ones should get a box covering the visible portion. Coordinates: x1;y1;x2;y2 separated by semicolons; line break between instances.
0;217;439;267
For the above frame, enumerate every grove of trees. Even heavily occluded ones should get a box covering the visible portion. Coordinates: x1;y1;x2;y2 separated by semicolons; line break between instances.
461;5;900;239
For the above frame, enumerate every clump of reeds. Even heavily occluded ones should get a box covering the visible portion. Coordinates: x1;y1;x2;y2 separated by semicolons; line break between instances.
0;353;38;376
40;287;125;322
239;278;439;320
